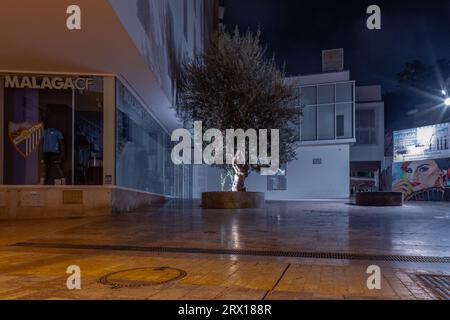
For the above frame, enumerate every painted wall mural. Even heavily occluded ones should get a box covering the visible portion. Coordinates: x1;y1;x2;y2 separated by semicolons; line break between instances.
393;123;450;201
392;158;450;201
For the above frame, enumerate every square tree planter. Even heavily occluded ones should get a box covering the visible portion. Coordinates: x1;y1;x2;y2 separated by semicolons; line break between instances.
355;192;403;207
201;192;265;209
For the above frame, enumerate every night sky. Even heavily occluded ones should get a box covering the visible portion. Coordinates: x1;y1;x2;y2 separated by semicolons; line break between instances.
224;0;450;93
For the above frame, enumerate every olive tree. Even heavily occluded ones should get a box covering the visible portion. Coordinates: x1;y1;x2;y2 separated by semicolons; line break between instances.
176;28;300;191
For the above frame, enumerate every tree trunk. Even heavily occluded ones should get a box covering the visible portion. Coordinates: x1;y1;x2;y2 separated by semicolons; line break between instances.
232;162;249;192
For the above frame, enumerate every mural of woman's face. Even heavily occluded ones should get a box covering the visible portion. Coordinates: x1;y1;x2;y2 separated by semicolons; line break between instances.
404;160;444;192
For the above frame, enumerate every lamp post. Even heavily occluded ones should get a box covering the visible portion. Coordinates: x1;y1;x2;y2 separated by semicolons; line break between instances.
441;88;450;106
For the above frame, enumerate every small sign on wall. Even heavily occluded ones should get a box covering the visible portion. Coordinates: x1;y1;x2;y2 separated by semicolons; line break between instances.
313;158;322;165
20;191;44;207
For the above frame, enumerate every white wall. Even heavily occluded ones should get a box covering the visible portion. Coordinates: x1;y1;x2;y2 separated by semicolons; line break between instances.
194;144;350;200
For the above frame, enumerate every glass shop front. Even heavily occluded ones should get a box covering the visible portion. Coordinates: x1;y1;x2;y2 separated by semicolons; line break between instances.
0;73;104;186
0;73;191;199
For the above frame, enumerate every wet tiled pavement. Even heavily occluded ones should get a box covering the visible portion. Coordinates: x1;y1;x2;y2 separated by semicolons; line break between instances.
12;200;450;256
0;200;449;300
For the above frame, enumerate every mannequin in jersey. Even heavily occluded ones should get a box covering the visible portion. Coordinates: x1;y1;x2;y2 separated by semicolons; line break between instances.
42;127;65;185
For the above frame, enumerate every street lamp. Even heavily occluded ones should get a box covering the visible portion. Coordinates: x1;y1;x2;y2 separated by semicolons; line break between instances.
441;88;450;105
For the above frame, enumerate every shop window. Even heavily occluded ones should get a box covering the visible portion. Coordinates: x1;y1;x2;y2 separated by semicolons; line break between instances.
2;74;103;185
116;80;183;197
74;82;104;185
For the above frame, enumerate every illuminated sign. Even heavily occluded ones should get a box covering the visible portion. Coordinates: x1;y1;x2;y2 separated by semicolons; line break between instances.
4;75;93;90
393;122;450;163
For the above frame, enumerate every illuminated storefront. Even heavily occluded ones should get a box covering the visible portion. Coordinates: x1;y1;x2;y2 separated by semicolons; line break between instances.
0;73;189;218
1;74;105;186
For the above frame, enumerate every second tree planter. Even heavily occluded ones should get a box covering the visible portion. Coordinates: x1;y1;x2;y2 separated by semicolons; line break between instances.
201;192;265;209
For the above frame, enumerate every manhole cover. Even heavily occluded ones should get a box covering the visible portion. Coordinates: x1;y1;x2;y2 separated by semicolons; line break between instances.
416;274;450;300
98;266;187;289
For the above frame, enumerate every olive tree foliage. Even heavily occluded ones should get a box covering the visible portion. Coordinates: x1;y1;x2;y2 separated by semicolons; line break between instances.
176;28;301;191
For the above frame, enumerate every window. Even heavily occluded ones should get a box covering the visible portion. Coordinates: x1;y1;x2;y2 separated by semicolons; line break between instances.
115;80;185;197
355;109;377;145
298;81;354;142
2;74;104;186
317;104;334;140
336;115;345;137
300;86;316;106
335;103;353;138
318;85;334;104
336;82;353;103
73;81;104;185
301;105;317;141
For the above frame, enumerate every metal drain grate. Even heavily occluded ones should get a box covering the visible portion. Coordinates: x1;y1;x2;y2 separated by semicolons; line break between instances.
416;275;450;300
13;242;450;264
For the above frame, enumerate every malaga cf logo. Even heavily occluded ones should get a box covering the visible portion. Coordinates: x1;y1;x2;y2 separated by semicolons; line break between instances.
8;122;44;158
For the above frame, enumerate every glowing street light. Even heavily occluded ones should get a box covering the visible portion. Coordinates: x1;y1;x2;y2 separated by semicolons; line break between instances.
441;86;450;105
